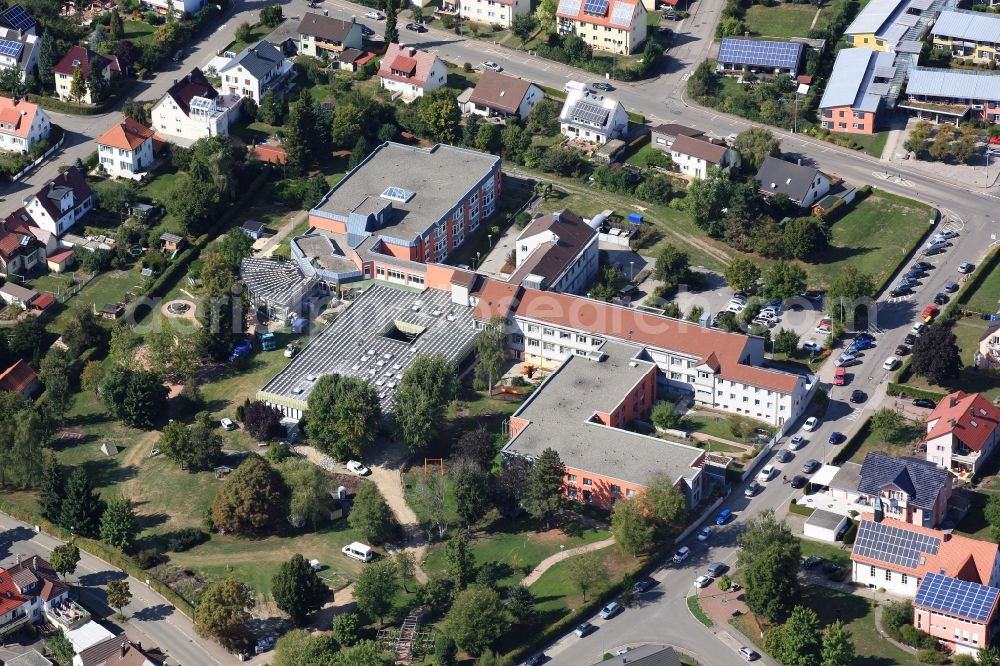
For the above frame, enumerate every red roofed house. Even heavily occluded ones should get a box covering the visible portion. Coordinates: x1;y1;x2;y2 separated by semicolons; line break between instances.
0;96;50;154
378;44;447;100
926;391;1000;476
46;248;74;273
0;569;29;638
23;166;94;237
555;0;647;54
0;556;70;635
453;0;530;29
0;359;39;396
53;46;119;105
96;116;155;179
0;208;45;277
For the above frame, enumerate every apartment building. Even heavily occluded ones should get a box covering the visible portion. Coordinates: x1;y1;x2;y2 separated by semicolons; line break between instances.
297;13;363;59
378;44;447;100
0;27;38;83
0;96;49;154
151;68;241;145
818;48;895;135
555;0;647;55
508;209;599;294
915;573;999;656
0;555;69;638
902;67;1000;124
857;453;952;527
458;0;531;28
219;41;291;102
95;116;155;178
22;166;93;236
844;0;931;53
931;9;1000;63
559;87;628;144
925;391;1000;475
53;46;119;104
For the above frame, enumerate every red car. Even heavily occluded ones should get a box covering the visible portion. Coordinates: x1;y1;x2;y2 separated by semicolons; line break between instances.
921;305;939;322
833;367;847;386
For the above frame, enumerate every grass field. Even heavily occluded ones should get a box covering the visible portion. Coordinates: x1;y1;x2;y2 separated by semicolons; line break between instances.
122;19;157;45
744;3;818;38
809;193;933;289
684;412;773;444
844;415;923;464
832;130;889;158
962;262;1000;314
798;537;852;568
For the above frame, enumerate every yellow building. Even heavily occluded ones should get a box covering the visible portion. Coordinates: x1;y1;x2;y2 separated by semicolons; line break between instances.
931;9;1000;63
555;0;647;55
844;0;929;53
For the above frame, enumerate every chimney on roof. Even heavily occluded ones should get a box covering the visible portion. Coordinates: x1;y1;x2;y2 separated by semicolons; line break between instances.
798;158;802;166
408;47;416;57
16;553;21;564
32;556;37;568
951;395;958;407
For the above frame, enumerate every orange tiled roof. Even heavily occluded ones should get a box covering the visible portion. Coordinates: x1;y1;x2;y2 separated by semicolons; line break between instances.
927;391;1000;453
556;0;642;29
96;116;155;151
378;44;440;87
0;359;37;394
0;572;26;617
0;96;40;139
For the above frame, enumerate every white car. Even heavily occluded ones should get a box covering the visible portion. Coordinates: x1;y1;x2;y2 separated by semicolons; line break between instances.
834;353;856;367
346;460;370;476
726;302;746;314
804;416;819;431
697;526;713;542
220;418;236;431
758;464;777;482
694;575;712;588
802;342;823;354
673;546;690;564
911;322;926;335
883;356;900;371
788;435;806;451
365;10;385;19
482;61;503;72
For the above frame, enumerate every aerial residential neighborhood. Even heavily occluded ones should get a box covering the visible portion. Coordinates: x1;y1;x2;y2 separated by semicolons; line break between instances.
0;0;995;663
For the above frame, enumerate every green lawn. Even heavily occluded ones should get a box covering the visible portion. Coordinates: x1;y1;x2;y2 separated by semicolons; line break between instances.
744;3;818;38
44;270;146;333
842;415;924;464
625;144;671;168
122;19;157;45
798;537;852;568
687;595;713;627
963;261;1000;315
140;171;182;204
955;489;993;542
684;412;774;444
809;193;933;290
226;23;272;55
953;316;990;365
828;130;889;158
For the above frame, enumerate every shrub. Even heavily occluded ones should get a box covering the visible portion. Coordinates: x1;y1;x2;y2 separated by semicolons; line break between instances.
900;624;938;650
135;548;162;569
916;648;947;664
165;528;208;552
952;655;976;666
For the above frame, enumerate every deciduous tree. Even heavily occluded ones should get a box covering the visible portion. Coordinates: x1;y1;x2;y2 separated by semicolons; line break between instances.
444;586;509;656
244;401;283;441
763;260;808;302
158;419;222;471
453;427;496;472
393;354;458;453
745;543;801;622
611;495;655;555
724;257;761;293
69;66;86;102
445;531;476;589
220;228;254;270
418;89;462;144
194;578;255;652
348;482;396;544
523;447;565;528
781;218;827;260
474;316;507;396
81;361;104;397
279;458;335;530
734;127;781;172
912;324;962;385
821;619;855;666
40;350;73;426
451;461;489;526
766;605;821;665
305;374;381;460
653;244;690;287
211;455;289;535
565;551;606;602
272;554;328;625
773;328;800;355
826;266;875;323
354;558;398;625
511;13;537;44
50;543;80;580
100;496;138;551
393;551;416;593
641;474;688;536
107;579;132;619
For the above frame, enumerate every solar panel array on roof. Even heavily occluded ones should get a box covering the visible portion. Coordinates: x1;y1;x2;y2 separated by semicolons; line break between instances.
571;100;610;126
906;67;1000;103
916;573;1000;623
557;0;582;14
0;38;21;59
853;520;941;569
0;5;34;31
584;0;609;15
189;96;216;113
933;9;1000;44
609;0;634;26
718;38;803;70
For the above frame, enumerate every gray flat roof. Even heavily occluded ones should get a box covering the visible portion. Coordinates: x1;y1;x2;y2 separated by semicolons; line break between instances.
503;341;703;487
240;257;314;306
292;231;358;273
828;461;863;492
258;283;478;412
932;9;1000;43
806;508;849;531
906;66;1000;102
846;0;908;35
819;48;894;112
311;142;500;246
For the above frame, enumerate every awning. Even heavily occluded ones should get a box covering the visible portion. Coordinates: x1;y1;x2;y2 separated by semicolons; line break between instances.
810;464;840;488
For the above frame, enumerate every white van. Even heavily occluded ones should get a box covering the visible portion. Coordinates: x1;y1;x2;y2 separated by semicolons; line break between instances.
341;542;374;562
564;80;590;94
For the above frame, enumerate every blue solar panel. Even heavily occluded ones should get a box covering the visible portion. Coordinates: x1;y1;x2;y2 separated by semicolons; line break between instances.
0;38;23;59
0;5;35;32
718;38;803;70
584;0;609;15
916;573;1000;623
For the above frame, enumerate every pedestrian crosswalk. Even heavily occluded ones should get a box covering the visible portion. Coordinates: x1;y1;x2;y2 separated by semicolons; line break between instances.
844;408;864;423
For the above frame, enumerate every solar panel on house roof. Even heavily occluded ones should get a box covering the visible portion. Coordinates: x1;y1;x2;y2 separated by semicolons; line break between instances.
584;0;609;15
189;96;215;112
0;38;22;59
916;573;1000;623
0;5;34;31
853;520;941;569
718;38;803;70
557;0;583;14
571;100;610;126
609;1;634;26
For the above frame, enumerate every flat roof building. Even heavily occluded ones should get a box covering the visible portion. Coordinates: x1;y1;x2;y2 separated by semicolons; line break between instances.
818;48;896;135
931;9;1000;63
902;67;1000;125
844;0;933;52
716;38;803;77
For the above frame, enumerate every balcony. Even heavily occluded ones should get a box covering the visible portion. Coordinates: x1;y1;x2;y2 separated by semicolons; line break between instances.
45;599;91;630
0;611;28;636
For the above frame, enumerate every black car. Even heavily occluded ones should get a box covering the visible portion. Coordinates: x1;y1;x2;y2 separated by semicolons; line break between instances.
914;261;934;271
575;622;596;637
934;293;949;305
405;22;428;32
890;287;912;298
591;81;614;91
790;475;807;489
895;344;910;356
904;333;917;345
360;25;375;36
802;556;823;569
633;578;654;594
906;268;927;278
523;654;547;666
913;398;936;409
802;459;821;474
850;390;867;403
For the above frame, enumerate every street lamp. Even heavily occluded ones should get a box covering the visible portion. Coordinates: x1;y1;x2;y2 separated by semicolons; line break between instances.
476;251;481;266
488;234;493;248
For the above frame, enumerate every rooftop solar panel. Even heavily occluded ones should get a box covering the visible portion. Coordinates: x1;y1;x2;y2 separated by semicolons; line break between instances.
557;0;582;15
609;1;634;26
0;38;22;59
0;5;34;31
718;38;803;70
584;0;609;15
852;520;941;569
571;100;610;127
916;573;1000;623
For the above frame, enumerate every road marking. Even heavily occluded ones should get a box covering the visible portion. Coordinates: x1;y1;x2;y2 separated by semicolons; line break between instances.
845;408;863;422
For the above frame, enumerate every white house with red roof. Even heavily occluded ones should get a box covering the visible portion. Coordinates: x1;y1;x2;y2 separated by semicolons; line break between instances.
926;391;1000;476
96;116;155;179
457;0;530;28
23;166;94;236
0;96;48;154
53;46;119;104
151;68;241;146
0;555;70;637
556;0;647;54
0;209;44;276
378;44;447;101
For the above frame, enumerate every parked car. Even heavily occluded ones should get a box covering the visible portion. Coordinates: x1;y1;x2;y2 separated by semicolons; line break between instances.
895;344;910;356
850;337;873;351
944;280;960;293
802;341;823;354
850;390;867;404
220;418;236;431
758;464;777;481
924;246;945;256
790;475;807;489
745;481;761;498
890;286;913;298
360;25;375;36
788;435;806;450
591;81;614;91
959;262;974;273
740;647;760;661
482;61;503;72
912;322;927;335
707;562;728;577
802;459;821;474
574;622;596;637
255;636;276;655
599;602;622;619
904;333;918;345
633;578;654;594
921;305;939;322
365;10;386;18
697;526;713;542
775;449;793;463
834;353;857;368
673;546;691;564
833;367;847;386
694;575;712;588
913;261;934;270
405;22;427;31
804;416;819;431
802;556;824;569
934;293;949;305
716;508;732;525
523;653;547;666
913;398;936;409
883;356;900;371
829;432;845;445
346;460;370;476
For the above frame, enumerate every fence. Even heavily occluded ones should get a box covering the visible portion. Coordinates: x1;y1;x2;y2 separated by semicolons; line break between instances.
674;494;727;544
12;134;65;182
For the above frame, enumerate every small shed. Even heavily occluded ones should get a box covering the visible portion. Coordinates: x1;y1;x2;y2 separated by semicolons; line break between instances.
594;139;626;164
30;293;55;313
214;465;233;480
160;232;184;253
100;441;119;457
241;220;267;240
130;202;160;221
46;249;75;273
803;508;849;542
100;303;126;320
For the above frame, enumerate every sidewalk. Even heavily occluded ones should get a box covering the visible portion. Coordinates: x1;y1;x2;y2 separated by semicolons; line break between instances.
521;538;616;586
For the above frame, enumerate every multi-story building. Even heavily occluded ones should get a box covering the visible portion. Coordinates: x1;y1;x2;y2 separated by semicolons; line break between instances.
844;0;931;53
95;116;155;179
669;134;740;179
975;323;1000;370
559;87;628;145
818;48;895;135
508;209;599;294
925;391;1000;476
0;27;38;83
0;96;49;154
901;67;1000;125
0;5;36;36
297;13;363;59
0;207;44;276
308;141;501;277
857;452;952;527
23;166;94;236
219;41;291;102
151;68;241;145
915;573;999;656
650;123;704;152
378;44;447;100
931;9;1000;63
458;0;531;28
53;46;119;104
465;71;544;120
755;156;831;209
504;340;707;509
0;556;69;638
555;0;647;55
716;37;803;77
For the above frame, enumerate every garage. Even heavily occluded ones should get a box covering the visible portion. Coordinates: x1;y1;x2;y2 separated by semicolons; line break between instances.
804;508;849;542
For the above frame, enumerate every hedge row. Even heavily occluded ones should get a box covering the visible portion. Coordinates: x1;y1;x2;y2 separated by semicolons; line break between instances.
871;195;938;299
788;500;815;517
886;382;947;401
832;418;871;465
